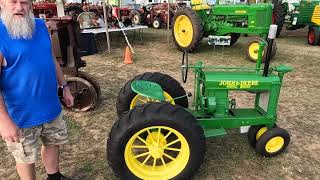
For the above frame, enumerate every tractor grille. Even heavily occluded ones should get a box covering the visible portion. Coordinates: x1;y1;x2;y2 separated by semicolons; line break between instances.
256;11;266;27
300;5;315;20
312;5;320;25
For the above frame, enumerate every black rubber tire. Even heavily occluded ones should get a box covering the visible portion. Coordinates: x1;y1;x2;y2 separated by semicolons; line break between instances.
172;7;203;52
107;103;206;179
256;127;290;157
308;26;320;45
152;17;162;29
247;125;265;148
130;10;142;25
116;72;188;117
246;37;277;62
77;71;101;100
248;124;277;148
230;33;240;46
272;0;286;38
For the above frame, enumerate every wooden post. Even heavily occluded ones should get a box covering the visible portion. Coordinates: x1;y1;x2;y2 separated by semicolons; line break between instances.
103;0;111;54
167;0;170;43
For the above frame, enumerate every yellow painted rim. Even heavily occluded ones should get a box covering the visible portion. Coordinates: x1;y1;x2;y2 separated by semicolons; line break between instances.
256;127;268;140
174;15;193;47
124;126;190;179
265;136;284;153
248;42;264;61
130;91;175;109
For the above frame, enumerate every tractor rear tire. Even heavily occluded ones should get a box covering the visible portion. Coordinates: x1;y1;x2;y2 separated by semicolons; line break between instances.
152;17;162;29
130;10;142;25
272;0;286;38
246;37;277;62
172;7;203;52
116;72;188;117
308;26;320;45
230;33;240;46
107;103;206;179
255;127;290;157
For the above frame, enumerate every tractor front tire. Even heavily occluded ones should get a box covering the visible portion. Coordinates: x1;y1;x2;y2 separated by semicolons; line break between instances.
230;33;240;46
107;103;206;179
116;72;188;117
246;37;277;62
130;10;143;25
308;26;320;45
272;0;286;38
152;17;162;29
172;7;203;52
255;127;290;157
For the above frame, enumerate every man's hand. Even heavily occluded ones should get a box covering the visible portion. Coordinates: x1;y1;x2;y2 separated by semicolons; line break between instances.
63;87;74;107
0;120;21;143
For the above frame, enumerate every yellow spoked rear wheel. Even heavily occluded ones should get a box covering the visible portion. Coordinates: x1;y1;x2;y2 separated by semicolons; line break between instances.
174;15;193;47
125;126;190;179
130;92;175;109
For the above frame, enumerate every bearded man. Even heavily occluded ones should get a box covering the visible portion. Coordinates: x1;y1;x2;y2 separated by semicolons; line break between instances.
0;0;74;179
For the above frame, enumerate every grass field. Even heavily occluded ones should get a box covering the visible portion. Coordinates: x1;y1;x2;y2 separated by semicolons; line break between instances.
0;28;319;180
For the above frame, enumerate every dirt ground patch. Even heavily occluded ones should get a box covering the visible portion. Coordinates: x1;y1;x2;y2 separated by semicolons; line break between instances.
0;28;319;180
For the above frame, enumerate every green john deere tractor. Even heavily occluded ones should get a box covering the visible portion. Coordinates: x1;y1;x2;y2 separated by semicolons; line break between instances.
172;0;277;62
271;0;320;45
107;26;293;179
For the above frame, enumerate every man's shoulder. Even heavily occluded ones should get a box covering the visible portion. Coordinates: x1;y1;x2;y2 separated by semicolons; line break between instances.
34;18;46;26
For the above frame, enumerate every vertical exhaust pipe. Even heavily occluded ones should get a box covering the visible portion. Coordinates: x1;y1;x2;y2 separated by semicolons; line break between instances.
263;25;278;77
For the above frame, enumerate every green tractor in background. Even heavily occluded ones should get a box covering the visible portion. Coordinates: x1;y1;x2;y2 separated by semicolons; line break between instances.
107;26;293;179
270;0;320;45
172;0;277;62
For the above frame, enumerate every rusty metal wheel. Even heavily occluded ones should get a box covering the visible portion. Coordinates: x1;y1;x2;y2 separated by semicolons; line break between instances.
65;76;97;111
77;71;101;100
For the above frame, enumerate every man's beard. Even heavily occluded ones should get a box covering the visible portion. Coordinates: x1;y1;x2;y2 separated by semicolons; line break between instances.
0;8;35;39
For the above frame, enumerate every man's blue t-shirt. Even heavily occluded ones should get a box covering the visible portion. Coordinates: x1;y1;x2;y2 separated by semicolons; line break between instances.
0;18;62;128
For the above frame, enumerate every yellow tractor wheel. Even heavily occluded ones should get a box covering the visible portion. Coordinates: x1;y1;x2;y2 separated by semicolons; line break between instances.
116;72;188;117
246;37;277;62
255;127;290;157
172;7;203;52
107;103;206;179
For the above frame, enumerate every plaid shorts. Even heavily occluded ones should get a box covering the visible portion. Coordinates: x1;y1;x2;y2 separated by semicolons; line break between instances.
6;112;68;163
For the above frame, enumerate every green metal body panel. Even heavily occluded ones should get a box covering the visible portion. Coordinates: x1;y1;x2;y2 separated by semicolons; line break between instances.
188;63;291;136
132;44;292;138
195;3;273;37
297;0;320;25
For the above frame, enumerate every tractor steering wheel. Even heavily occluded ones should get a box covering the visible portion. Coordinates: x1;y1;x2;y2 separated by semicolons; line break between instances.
181;51;188;83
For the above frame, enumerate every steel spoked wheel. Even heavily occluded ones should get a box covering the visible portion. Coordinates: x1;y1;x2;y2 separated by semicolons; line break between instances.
77;71;101;100
255;127;290;157
107;103;206;179
124;126;190;179
66;77;97;111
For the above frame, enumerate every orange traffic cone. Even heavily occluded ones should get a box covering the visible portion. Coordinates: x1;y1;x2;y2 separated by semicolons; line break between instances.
124;46;133;64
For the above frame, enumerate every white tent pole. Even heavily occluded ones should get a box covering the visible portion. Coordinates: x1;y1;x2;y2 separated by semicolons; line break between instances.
103;0;111;54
